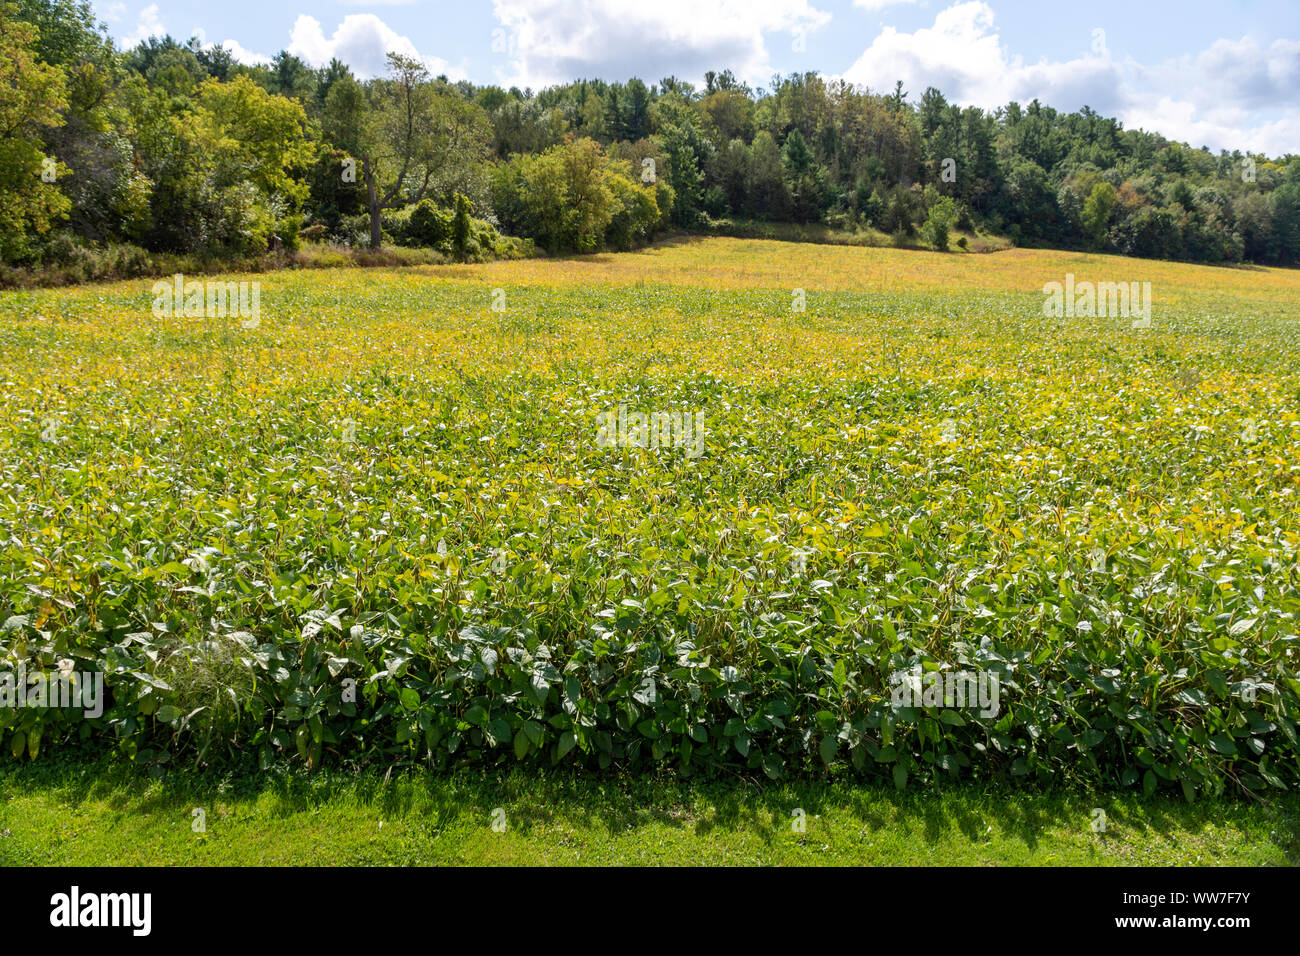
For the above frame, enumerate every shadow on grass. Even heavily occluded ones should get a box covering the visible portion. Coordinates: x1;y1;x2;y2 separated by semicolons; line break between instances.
3;746;1295;864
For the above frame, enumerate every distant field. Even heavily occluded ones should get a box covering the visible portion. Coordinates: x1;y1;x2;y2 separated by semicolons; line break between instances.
1;238;1297;799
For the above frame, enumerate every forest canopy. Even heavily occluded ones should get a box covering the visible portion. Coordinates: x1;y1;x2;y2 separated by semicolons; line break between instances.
3;0;1298;271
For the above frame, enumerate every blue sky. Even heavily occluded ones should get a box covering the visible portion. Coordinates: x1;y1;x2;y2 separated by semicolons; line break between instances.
91;0;1299;154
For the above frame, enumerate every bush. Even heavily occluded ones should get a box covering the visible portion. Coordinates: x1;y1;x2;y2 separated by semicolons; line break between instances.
337;211;413;248
381;207;413;246
922;195;957;251
273;213;303;252
492;138;663;254
703;185;729;219
606;174;662;250
336;213;372;247
399;197;512;261
451;193;471;257
4;236;167;285
858;187;884;227
408;200;451;248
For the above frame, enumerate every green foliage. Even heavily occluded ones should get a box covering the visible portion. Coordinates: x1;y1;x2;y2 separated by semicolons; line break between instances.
0;2;71;262
3;249;1299;796
1082;182;1119;249
377;197;519;262
408;199;451;248
877;184;918;237
1;3;1298;269
780;129;831;224
197;75;311;206
656;113;710;227
321;54;492;250
492;138;662;253
922;193;958;251
451;193;471;257
304;147;365;238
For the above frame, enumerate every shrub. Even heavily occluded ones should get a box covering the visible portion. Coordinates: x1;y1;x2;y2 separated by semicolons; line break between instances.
606;173;661;250
336;213;372;247
451;193;471;257
923;195;958;251
703;185;729;219
492;138;663;254
336;211;411;248
408;200;451;248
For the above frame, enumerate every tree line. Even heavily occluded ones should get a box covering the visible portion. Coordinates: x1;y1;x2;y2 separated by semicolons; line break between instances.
4;0;1298;275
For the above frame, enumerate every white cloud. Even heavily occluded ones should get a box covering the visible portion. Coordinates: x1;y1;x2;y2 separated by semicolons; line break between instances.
218;38;272;66
118;10;269;67
104;2;126;22
288;13;463;79
122;3;165;47
839;1;1298;155
490;0;831;90
1138;36;1300;114
185;25;270;66
853;0;919;11
842;2;1124;112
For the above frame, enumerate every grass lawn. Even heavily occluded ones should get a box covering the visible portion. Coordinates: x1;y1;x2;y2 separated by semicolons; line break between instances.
2;755;1296;866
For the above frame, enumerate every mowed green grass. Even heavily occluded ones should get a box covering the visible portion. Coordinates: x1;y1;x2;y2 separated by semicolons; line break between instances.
1;754;1296;866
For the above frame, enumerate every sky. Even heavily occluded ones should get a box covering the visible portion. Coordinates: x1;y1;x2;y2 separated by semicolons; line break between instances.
89;0;1300;155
